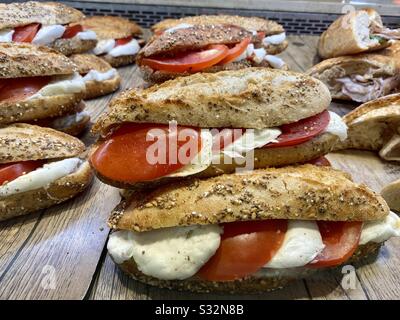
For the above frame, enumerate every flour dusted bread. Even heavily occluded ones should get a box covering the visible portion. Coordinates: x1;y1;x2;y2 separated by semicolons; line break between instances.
51;37;97;56
93;68;331;135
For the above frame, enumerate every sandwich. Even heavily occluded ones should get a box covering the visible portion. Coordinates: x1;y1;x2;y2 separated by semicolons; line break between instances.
0;123;93;222
0;42;90;136
70;53;121;100
106;165;400;293
90;68;348;190
333;93;400;161
380;39;400;67
78;16;143;67
307;54;400;102
138;15;288;83
318;8;400;59
0;1;97;56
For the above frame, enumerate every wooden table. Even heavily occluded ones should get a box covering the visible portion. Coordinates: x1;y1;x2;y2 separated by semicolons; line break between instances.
1;35;399;300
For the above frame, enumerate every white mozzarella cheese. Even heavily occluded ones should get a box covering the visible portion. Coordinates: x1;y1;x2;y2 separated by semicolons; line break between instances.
252;48;267;64
108;38;140;57
324;111;348;141
165;23;193;33
28;73;86;99
32;25;66;45
264;220;325;269
262;32;286;46
93;39;116;55
264;55;286;69
360;211;400;245
0;29;14;42
107;225;222;280
0;158;81;196
76;30;97;40
82;68;118;82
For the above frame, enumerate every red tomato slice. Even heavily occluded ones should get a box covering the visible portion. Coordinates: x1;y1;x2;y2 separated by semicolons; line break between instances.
0;77;51;103
197;220;288;281
218;38;251;65
141;44;229;73
115;36;133;46
264;110;330;148
309;221;362;268
0;160;44;185
62;24;83;39
91;123;202;183
307;156;331;166
12;23;40;42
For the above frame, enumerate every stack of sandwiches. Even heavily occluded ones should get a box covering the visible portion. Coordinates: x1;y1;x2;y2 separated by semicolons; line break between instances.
309;9;400;103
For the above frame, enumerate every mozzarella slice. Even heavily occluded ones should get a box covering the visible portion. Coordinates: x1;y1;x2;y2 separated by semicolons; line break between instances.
76;30;97;40
265;220;325;268
262;32;286;46
108;39;140;57
252;48;267;64
29;73;85;99
264;55;285;69
0;158;81;196
165;23;193;33
32;25;66;45
324;111;348;141
360;211;400;245
93;39;116;55
82;68;118;82
0;29;14;42
107;225;222;280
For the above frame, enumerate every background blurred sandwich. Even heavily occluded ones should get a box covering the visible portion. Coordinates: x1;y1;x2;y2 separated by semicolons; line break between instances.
0;1;97;55
0;123;93;221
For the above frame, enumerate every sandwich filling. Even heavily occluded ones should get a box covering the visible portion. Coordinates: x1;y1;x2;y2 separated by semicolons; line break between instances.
92;37;141;58
82;68;118;83
90;111;347;183
0;158;83;196
107;212;400;281
0;23;96;45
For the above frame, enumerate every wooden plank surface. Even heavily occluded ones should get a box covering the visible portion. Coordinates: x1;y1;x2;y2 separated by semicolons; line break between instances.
1;35;400;300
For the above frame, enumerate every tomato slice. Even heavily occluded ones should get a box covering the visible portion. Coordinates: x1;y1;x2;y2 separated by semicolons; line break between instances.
197;220;287;281
115;36;133;46
307;156;331;166
308;221;362;268
91;123;202;183
141;44;229;73
0;160;44;185
12;23;40;42
62;24;83;39
264;110;330;148
0;77;51;103
218;38;251;65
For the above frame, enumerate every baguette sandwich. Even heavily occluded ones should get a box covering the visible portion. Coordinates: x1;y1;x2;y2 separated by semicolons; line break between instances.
0;123;93;221
0;42;90;135
307;53;400;102
318;8;400;59
106;165;400;293
0;1;97;56
78;16;143;67
90;68;348;190
138;15;288;83
334;93;400;161
70;53;121;100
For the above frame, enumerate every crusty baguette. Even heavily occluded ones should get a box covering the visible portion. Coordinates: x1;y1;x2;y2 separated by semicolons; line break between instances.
101;54;137;68
0;123;85;163
0;1;84;30
114;241;381;293
51;37;97;56
84;76;121;100
379;40;400;68
0;42;77;78
334;93;400;151
78;15;142;40
109;165;389;231
91;132;338;190
0;161;92;222
0;92;84;124
318;10;389;59
46;111;90;137
93;68;331;135
151;15;285;36
307;54;399;100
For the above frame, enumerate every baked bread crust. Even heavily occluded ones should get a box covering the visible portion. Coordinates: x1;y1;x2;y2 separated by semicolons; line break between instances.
0;1;84;30
108;164;389;231
0;42;77;78
70;53;114;74
0;123;85;163
51;37;97;56
79;15;142;40
115;241;381;293
101;54;136;68
84;77;120;100
0;161;93;222
92;68;331;135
